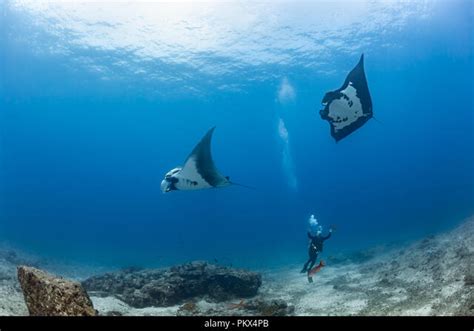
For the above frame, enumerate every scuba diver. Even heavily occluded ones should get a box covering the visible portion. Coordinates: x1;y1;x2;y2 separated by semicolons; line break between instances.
300;214;333;274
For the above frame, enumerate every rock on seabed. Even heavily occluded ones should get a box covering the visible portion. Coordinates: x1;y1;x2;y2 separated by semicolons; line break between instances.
17;266;97;316
83;261;262;308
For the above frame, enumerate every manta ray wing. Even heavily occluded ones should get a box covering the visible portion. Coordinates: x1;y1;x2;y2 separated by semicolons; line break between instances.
178;127;230;188
320;54;373;142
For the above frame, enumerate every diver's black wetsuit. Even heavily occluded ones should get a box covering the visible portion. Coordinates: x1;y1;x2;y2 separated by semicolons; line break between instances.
301;232;331;273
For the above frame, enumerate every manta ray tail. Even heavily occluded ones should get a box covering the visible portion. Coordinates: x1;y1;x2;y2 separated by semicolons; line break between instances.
230;181;256;190
372;116;383;124
224;176;255;190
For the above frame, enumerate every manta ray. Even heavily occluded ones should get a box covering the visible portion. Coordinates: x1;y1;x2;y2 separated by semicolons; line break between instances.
320;54;373;142
161;127;247;193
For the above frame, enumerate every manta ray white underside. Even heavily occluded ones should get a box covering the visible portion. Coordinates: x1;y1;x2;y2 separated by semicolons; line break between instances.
161;127;230;193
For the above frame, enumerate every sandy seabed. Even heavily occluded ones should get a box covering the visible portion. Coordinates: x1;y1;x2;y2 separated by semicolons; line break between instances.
1;217;472;316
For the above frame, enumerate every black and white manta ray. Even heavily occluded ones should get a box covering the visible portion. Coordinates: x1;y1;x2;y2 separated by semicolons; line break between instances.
161;127;233;193
320;54;373;142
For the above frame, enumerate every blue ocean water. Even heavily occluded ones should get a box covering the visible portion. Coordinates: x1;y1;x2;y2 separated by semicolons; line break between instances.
0;1;472;269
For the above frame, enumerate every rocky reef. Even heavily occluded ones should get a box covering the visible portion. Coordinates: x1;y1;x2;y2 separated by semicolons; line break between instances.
17;266;97;316
82;261;262;308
